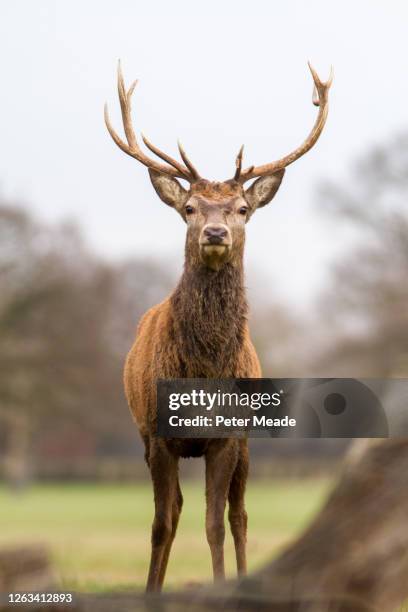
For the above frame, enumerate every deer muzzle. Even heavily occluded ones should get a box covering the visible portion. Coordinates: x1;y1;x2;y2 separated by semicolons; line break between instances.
199;224;231;270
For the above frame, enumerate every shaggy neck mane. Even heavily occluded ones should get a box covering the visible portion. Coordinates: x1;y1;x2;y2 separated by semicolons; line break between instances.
170;261;248;377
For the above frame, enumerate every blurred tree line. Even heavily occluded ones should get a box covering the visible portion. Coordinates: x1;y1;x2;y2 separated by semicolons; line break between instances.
0;205;174;486
316;133;408;376
0;133;407;484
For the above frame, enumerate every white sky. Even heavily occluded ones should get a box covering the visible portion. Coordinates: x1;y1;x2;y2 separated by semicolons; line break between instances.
1;0;407;307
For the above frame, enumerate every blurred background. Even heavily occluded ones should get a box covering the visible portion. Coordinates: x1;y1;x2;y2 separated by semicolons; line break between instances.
0;0;407;592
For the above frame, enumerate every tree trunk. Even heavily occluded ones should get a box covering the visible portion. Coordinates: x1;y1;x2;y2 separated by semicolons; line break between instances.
2;412;30;490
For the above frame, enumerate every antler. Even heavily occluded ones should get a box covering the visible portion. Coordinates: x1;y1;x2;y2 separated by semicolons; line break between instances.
104;61;200;182
235;63;333;183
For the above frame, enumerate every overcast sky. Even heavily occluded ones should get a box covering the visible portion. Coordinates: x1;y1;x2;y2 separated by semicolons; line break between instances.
1;0;407;307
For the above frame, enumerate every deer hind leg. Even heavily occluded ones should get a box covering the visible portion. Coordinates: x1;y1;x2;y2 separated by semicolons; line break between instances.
146;439;179;593
157;479;183;589
205;439;239;583
228;439;249;576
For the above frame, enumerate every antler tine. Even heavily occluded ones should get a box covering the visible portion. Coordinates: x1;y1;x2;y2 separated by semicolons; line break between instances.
237;63;333;183
104;61;199;181
234;145;244;181
142;133;190;177
177;141;201;180
308;61;334;106
117;60;138;150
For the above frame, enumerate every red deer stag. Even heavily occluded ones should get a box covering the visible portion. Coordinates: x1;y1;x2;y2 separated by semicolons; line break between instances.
104;62;332;593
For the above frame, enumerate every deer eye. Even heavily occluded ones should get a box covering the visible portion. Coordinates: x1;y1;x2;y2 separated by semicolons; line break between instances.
185;205;195;215
239;206;248;215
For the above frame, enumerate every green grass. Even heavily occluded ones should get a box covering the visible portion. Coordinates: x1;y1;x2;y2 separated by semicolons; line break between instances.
0;478;331;592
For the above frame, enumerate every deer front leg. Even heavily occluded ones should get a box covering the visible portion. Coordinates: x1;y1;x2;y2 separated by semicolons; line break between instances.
157;479;183;589
228;439;249;576
146;439;178;593
205;439;239;582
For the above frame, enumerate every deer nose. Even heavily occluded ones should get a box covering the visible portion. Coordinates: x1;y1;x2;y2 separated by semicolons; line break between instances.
203;225;228;244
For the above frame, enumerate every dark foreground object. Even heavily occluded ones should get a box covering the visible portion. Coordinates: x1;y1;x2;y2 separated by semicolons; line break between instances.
0;546;54;594
2;440;408;611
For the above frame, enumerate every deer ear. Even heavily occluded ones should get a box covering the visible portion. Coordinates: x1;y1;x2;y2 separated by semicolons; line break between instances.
244;169;285;210
148;169;188;211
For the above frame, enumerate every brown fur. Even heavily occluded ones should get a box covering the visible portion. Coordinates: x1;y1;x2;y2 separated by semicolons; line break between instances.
190;180;243;200
124;178;272;593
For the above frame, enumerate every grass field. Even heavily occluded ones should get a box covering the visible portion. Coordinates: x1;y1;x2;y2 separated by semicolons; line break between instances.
0;478;332;592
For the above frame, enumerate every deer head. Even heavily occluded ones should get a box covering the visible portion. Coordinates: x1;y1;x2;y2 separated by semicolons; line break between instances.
105;62;333;271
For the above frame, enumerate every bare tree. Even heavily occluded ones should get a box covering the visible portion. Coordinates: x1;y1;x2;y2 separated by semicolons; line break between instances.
316;133;408;377
0;203;174;485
